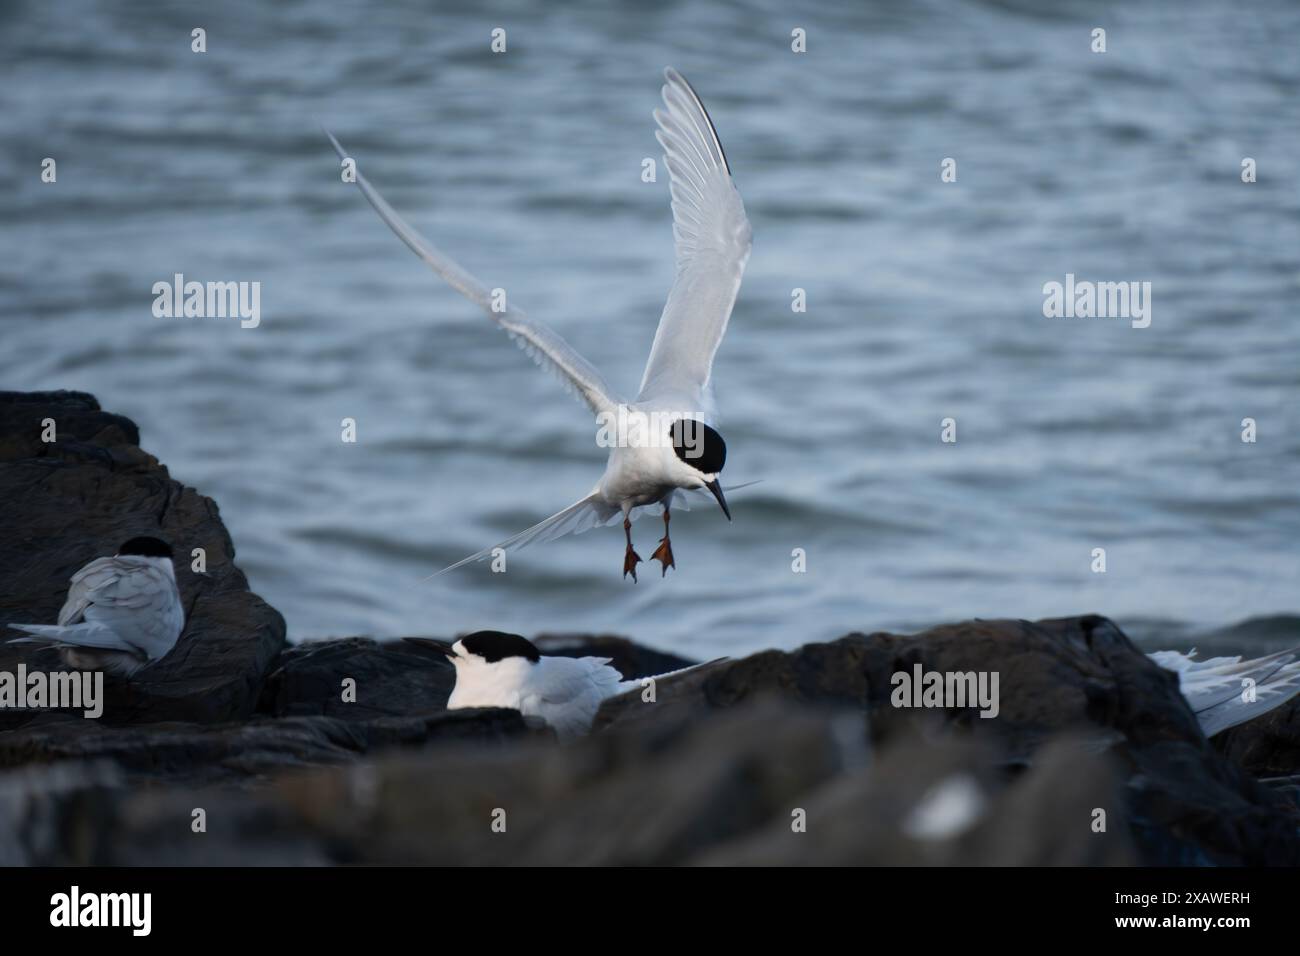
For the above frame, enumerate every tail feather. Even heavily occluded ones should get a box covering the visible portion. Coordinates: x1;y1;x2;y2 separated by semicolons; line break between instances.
7;622;139;654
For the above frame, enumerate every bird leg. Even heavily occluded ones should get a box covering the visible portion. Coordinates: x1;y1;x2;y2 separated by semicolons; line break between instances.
622;517;642;581
651;507;675;576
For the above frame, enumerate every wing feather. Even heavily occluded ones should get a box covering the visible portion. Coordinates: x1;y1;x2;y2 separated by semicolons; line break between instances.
1152;647;1300;737
637;68;751;415
327;131;621;418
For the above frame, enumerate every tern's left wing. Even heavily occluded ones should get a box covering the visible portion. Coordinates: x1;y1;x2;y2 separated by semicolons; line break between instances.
327;131;622;420
636;68;752;416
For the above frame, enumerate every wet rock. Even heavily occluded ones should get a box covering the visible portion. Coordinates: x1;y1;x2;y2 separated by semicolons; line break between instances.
0;391;285;727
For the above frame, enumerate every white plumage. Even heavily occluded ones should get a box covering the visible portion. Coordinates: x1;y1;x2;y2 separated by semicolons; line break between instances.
418;631;711;739
640;67;752;418
447;650;635;740
329;67;751;580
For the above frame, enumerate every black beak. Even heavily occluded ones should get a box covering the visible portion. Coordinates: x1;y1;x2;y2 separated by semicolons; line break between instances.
705;479;731;521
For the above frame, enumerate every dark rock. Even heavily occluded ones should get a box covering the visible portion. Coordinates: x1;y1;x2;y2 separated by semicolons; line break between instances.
1215;697;1300;780
596;615;1300;865
0;707;534;788
258;637;455;720
3;615;1299;864
0;701;1133;866
0;390;285;726
597;616;1145;757
10;700;846;864
695;734;1134;866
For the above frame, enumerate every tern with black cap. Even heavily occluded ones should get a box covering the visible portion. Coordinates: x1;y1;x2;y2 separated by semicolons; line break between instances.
7;536;185;675
328;67;753;580
409;631;721;738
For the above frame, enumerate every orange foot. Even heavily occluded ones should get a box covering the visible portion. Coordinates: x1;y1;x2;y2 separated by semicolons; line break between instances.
623;545;643;581
650;536;675;576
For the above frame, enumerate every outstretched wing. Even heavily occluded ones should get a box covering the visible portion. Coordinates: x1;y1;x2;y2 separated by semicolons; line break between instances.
637;68;752;415
327;131;621;419
430;493;622;578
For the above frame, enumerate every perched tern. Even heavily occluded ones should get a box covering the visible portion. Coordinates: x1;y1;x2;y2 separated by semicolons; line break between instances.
408;630;718;738
328;67;752;580
7;536;184;676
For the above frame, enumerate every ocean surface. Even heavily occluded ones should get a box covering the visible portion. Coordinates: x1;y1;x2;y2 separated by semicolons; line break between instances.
3;0;1298;659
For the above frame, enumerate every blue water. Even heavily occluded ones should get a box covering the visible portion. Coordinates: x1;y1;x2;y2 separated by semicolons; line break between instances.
3;0;1298;658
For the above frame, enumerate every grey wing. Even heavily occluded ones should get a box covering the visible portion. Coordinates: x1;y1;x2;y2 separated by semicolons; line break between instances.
636;68;752;416
430;493;622;578
57;556;120;625
522;657;624;737
326;131;621;419
80;559;183;659
1152;648;1300;737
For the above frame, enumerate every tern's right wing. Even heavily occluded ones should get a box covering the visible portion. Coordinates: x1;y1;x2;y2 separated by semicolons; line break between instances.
327;131;622;420
430;493;622;578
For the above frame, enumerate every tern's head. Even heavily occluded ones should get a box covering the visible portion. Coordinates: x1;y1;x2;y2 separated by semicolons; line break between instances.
117;536;175;560
669;419;730;520
442;631;541;669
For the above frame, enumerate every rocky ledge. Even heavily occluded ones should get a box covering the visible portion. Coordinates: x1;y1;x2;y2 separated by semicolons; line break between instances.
1;391;1297;866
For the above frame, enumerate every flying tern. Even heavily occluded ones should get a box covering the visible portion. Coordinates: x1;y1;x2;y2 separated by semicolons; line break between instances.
328;67;752;580
7;536;184;676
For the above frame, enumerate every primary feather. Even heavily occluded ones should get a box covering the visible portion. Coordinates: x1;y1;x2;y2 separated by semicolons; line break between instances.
1151;647;1300;737
325;130;621;420
637;68;752;417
